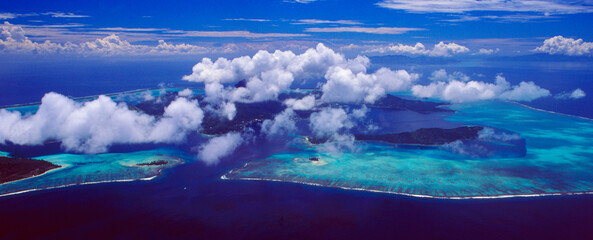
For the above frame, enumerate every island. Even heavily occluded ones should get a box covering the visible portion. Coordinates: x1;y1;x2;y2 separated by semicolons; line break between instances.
136;160;169;166
354;126;483;145
307;126;483;145
0;156;60;184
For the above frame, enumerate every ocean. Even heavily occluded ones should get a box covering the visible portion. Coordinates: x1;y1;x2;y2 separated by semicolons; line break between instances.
1;56;593;239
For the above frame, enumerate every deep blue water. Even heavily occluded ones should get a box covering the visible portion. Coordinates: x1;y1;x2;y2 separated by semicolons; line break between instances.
1;154;593;239
1;57;593;239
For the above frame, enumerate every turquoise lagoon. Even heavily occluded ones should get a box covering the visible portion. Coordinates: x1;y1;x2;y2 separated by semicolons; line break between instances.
0;88;198;197
3;87;593;199
224;100;593;199
0;148;189;197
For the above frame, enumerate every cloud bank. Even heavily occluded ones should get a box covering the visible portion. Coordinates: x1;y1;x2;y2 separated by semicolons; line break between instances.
321;66;417;103
412;72;550;103
0;93;203;153
534;36;593;56
365;42;470;57
183;43;377;119
0;22;210;56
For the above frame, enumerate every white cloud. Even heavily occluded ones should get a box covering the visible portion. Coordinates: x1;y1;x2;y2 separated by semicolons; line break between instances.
98;27;168;32
0;22;313;56
305;26;424;35
478;128;521;141
429;69;470;82
0;13;20;20
152;39;209;55
43;12;90;18
178;88;193;97
183;43;347;85
0;22;213;56
309;107;353;138
476;48;499;55
308;107;361;152
182;43;366;118
571;88;586;99
0;12;87;20
148;97;204;143
284;0;318;3
321;66;417;103
292;19;363;25
364;42;470;57
170;30;308;38
376;0;593;14
430;42;470;56
222;18;271;22
0;93;204;154
261;109;297;136
534;36;593;56
498;81;552;101
197;132;243;165
284;95;316;110
221;102;237;120
555;88;586;99
411;74;550;103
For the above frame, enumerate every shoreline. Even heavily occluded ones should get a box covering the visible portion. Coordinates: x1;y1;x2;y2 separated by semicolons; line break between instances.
0;175;157;198
0;165;66;185
505;101;593;122
0;156;182;198
221;175;593;200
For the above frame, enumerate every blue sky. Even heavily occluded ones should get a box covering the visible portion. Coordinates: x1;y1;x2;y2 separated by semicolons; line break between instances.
1;0;593;57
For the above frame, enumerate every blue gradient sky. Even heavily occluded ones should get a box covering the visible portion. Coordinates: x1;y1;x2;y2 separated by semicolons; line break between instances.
2;0;593;56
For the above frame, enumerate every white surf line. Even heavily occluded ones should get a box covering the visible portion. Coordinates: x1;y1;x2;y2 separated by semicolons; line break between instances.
221;175;593;200
0;175;160;198
506;101;593;122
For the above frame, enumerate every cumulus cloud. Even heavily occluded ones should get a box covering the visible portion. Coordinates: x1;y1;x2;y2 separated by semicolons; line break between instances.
309;108;353;138
197;132;243;165
321;66;417;103
284;95;316;110
183;43;349;85
0;21;210;56
570;88;586;99
0;93;203;153
182;43;373;118
149;97;204;143
177;88;193;97
555;88;586;99
534;36;593;56
308;107;364;152
365;42;469;57
261;109;297;136
411;74;550;103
